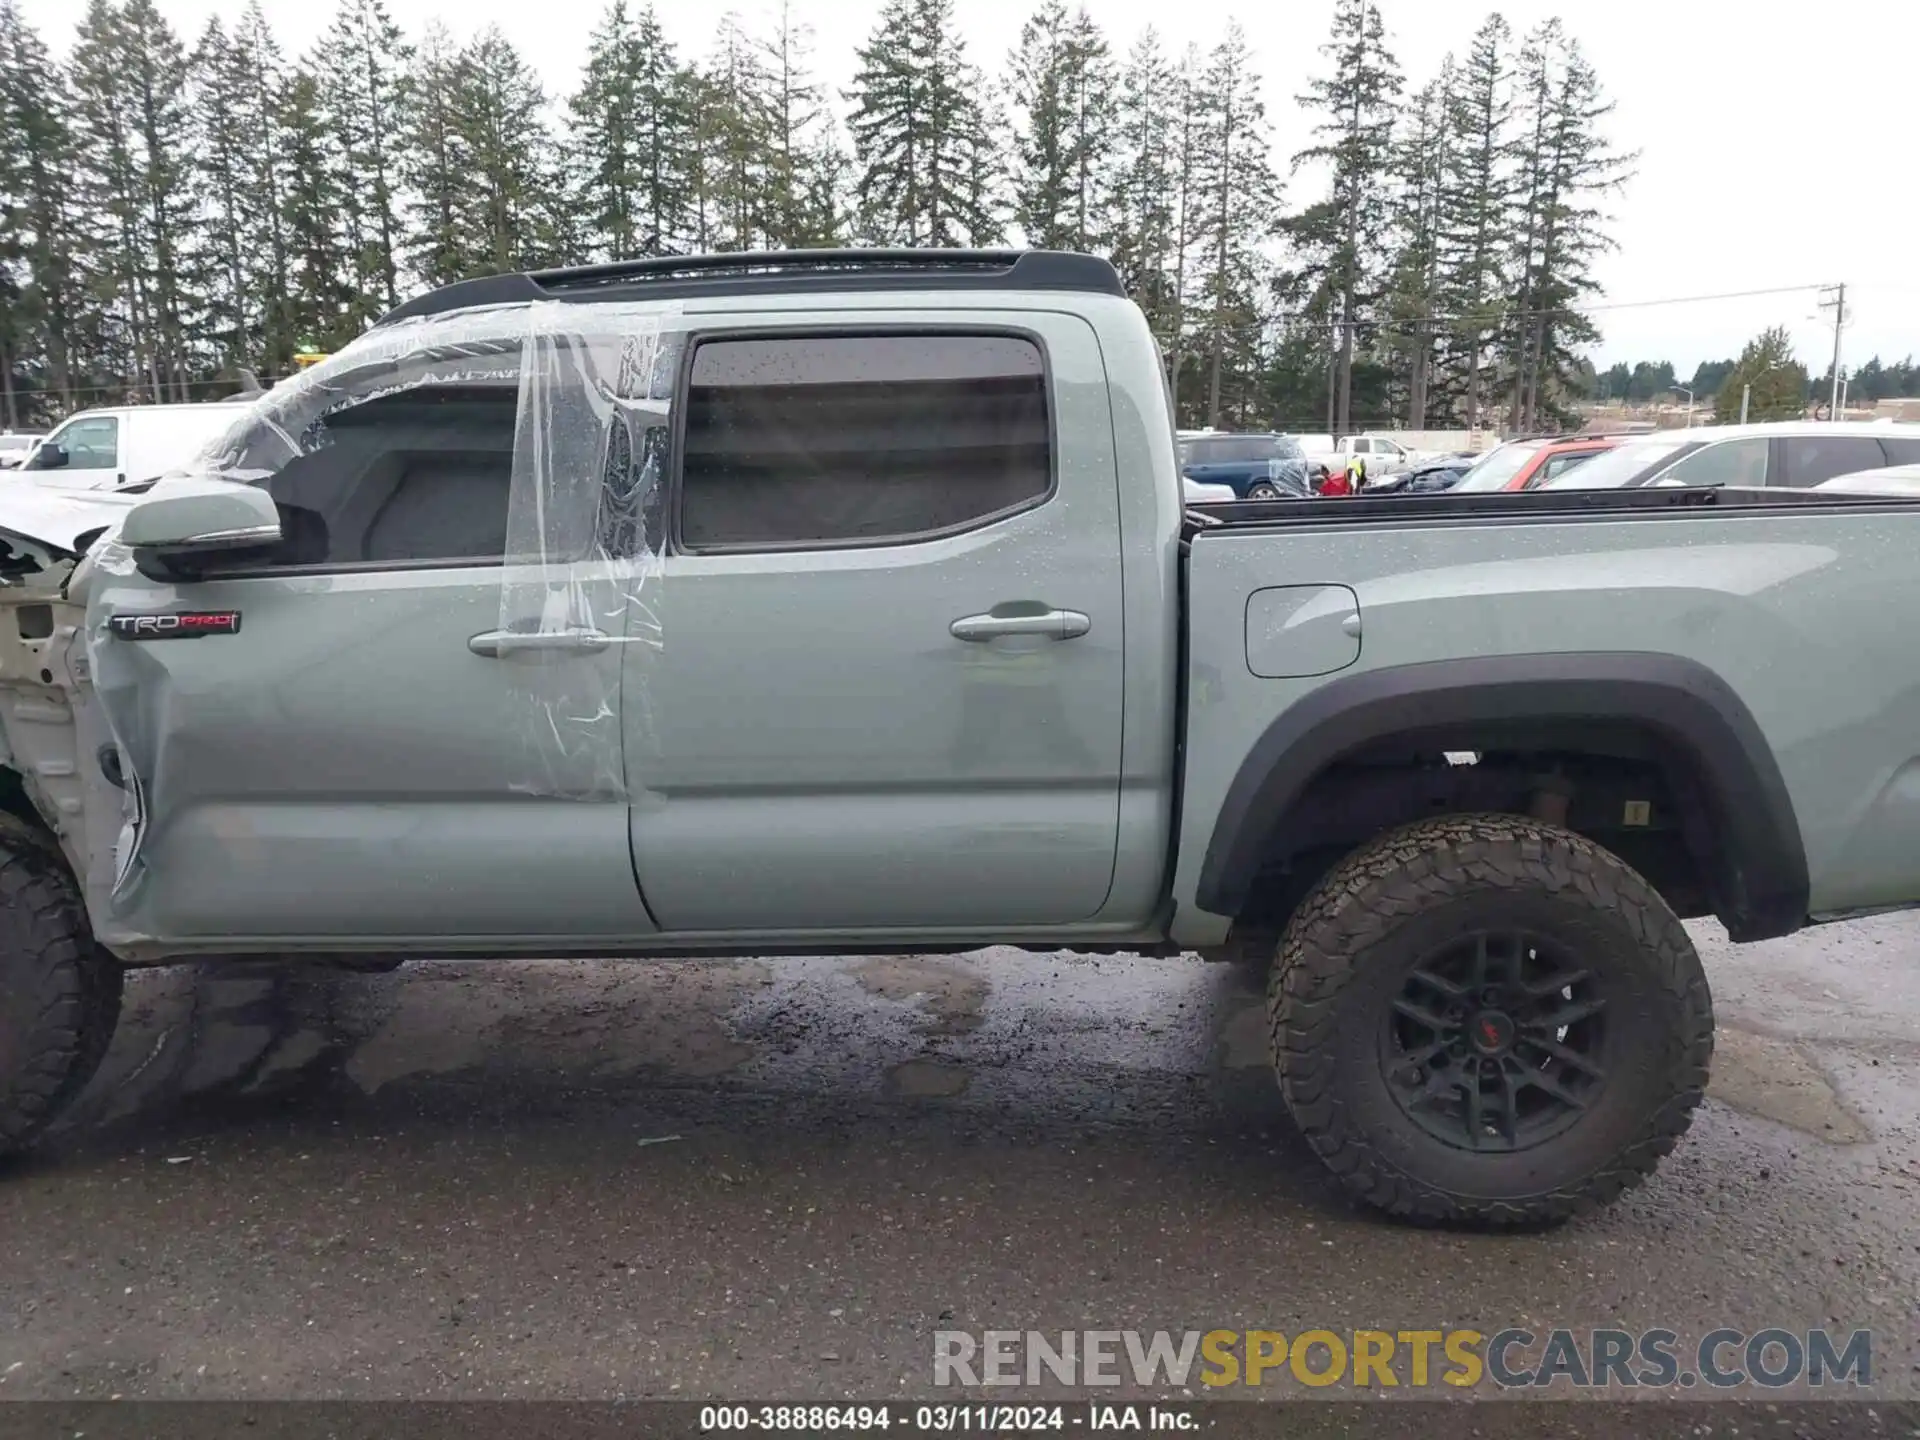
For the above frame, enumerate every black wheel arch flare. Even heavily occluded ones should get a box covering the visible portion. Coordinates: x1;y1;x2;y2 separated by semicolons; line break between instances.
1196;651;1811;943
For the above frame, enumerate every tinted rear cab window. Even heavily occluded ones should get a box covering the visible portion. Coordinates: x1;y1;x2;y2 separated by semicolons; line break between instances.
679;333;1051;550
1779;434;1893;487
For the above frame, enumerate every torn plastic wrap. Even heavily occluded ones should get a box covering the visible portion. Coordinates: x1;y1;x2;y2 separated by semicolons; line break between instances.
81;297;685;914
500;301;678;801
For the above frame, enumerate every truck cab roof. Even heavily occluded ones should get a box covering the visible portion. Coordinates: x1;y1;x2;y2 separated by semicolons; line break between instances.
374;249;1128;327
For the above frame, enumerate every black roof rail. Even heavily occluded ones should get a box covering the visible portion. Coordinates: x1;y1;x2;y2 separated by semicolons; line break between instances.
373;249;1126;327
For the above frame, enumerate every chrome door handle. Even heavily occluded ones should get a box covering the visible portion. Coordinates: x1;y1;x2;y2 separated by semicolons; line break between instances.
949;609;1092;642
468;627;612;659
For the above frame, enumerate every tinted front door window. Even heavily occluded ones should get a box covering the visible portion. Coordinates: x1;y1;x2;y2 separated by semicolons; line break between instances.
1659;438;1769;487
53;417;118;470
227;386;518;568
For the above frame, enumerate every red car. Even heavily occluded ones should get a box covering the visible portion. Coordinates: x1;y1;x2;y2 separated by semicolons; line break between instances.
1450;435;1618;493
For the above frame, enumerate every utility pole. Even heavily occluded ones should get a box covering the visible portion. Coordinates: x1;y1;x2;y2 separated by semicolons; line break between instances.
1818;282;1847;420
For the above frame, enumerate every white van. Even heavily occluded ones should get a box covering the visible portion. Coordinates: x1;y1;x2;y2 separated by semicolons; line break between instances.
13;400;257;490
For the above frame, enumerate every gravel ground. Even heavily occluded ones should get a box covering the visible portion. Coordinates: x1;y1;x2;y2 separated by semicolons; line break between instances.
1;915;1917;1423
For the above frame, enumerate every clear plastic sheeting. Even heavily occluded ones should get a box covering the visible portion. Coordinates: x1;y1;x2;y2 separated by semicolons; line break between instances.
120;297;684;807
195;310;530;485
500;301;678;800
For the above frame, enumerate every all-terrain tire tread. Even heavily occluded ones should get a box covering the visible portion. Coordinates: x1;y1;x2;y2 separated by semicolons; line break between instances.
0;824;119;1157
1266;812;1713;1228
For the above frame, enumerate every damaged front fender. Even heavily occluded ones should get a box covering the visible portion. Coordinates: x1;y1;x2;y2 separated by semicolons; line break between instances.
0;499;143;941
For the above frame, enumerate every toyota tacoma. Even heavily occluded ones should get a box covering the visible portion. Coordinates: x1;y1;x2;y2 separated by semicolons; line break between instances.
1;249;1916;1227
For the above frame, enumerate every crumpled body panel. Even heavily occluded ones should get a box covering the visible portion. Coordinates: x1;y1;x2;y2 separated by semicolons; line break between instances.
79;300;685;950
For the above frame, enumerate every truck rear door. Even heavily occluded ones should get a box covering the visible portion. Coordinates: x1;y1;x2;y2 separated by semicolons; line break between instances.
623;312;1126;933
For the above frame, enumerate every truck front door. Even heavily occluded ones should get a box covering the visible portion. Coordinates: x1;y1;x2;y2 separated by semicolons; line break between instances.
85;378;657;945
624;314;1126;933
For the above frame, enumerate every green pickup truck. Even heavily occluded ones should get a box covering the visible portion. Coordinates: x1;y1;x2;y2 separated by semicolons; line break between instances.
1;250;1915;1227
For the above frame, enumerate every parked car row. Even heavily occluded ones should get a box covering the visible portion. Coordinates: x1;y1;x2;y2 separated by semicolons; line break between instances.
1179;420;1920;509
1296;432;1434;482
1363;453;1476;493
1541;421;1920;493
1443;434;1617;493
1177;427;1601;503
1176;431;1315;499
1176;429;1472;501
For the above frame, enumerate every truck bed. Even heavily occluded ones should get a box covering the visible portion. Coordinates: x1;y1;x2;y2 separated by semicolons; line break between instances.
1186;482;1920;530
1171;484;1920;944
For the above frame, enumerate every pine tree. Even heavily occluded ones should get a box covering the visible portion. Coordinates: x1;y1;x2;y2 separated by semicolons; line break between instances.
0;0;1637;419
1433;14;1513;434
66;0;138;394
1381;64;1453;427
1288;0;1401;435
230;0;293;373
956;75;1008;246
123;0;196;398
699;15;774;251
569;0;639;261
0;0;83;415
846;0;997;246
452;27;559;276
1714;327;1807;423
1107;29;1178;341
188;18;253;370
68;0;199;402
0;268;18;429
278;66;356;351
567;0;696;260
1190;22;1280;429
630;10;696;253
1006;0;1114;252
755;0;843;248
0;75;15;425
1164;43;1204;407
1499;21;1555;430
1506;27;1630;429
399;21;469;287
313;0;411;323
681;65;719;251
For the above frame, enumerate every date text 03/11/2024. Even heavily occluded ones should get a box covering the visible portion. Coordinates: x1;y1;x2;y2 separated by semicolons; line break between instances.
698;1405;1189;1432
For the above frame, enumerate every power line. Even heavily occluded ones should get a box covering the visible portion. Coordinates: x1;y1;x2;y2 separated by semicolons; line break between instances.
1279;281;1838;336
1557;282;1836;317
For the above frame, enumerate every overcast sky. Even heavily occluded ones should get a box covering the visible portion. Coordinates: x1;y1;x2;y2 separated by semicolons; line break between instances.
20;0;1919;375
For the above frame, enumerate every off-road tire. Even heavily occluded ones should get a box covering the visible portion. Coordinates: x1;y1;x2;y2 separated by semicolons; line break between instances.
1269;813;1712;1227
0;824;122;1159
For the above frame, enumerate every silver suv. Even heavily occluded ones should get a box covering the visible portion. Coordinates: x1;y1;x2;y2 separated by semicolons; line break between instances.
1542;421;1920;491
